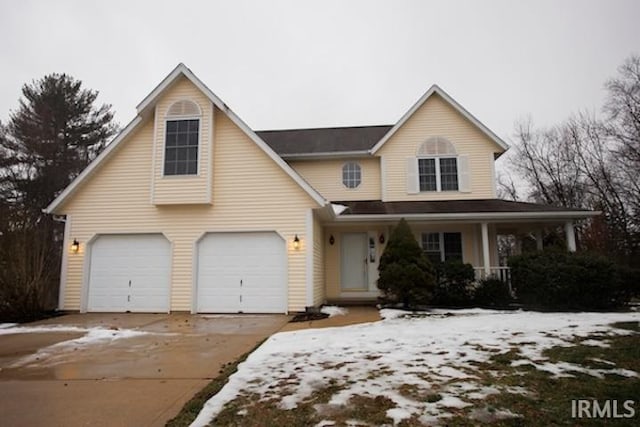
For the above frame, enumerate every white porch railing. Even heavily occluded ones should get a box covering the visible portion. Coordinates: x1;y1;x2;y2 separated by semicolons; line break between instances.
473;266;511;285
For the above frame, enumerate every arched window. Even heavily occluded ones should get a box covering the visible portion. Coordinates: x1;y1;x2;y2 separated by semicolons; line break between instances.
417;136;457;156
164;100;201;176
342;162;362;188
416;136;458;192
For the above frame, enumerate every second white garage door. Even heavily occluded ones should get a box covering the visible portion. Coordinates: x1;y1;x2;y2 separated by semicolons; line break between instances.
196;232;287;313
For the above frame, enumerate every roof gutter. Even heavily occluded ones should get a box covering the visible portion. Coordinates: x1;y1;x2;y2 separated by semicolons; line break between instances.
334;210;601;222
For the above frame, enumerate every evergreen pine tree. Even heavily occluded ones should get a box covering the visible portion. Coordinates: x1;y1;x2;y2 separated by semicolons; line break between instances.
377;218;435;307
0;74;116;320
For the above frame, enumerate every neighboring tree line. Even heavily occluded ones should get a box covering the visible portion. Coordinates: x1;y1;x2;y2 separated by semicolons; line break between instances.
0;74;116;321
500;54;640;266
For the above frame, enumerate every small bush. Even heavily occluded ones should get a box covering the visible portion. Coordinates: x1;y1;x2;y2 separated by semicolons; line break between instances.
431;260;475;307
474;277;513;307
509;251;634;310
377;218;435;307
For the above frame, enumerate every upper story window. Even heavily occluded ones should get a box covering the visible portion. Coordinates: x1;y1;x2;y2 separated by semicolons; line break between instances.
164;100;201;176
342;162;362;189
407;137;470;194
418;137;457;192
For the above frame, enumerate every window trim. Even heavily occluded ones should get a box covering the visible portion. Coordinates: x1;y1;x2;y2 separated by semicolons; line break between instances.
417;156;459;192
341;161;362;189
162;117;201;177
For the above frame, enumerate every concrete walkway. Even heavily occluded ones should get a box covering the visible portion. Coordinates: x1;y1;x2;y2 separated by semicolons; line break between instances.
0;313;289;427
279;306;380;332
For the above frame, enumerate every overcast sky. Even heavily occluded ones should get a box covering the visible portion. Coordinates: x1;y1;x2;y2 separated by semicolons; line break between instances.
1;0;638;155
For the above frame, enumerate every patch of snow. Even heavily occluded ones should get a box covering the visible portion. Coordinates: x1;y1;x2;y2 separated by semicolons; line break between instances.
581;339;610;347
8;327;159;368
189;309;640;426
588;357;616;366
0;323;18;329
331;204;348;215
320;306;348;317
386;407;413;424
378;309;410;320
504;386;531;396
0;325;88;335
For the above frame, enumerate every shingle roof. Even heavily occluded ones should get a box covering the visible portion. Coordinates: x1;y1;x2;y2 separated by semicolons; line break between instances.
257;125;393;156
333;199;593;215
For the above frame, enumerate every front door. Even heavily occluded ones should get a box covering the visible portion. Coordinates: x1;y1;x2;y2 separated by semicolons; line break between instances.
341;233;368;290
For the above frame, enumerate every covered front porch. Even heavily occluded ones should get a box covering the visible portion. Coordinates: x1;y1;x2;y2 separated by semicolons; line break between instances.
319;199;598;303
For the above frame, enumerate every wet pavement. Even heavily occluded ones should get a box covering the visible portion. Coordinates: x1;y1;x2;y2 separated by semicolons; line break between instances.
0;313;289;427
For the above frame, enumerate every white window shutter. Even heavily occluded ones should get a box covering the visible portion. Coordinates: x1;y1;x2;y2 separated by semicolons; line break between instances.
406;157;419;194
458;155;471;193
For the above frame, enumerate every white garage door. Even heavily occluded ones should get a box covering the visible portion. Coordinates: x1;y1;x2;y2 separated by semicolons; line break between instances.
87;234;171;312
197;232;287;313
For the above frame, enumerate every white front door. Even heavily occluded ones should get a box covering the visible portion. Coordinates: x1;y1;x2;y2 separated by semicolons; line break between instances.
87;234;171;312
196;232;287;313
341;233;368;290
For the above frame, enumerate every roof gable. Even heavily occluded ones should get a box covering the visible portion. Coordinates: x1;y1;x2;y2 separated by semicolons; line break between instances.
370;85;509;154
45;64;327;213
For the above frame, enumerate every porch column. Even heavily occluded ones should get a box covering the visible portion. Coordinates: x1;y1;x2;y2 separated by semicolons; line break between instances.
565;221;576;252
535;230;544;251
481;222;491;275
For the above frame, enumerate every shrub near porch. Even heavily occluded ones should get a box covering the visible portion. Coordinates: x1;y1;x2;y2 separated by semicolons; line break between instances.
509;251;639;310
377;218;435;307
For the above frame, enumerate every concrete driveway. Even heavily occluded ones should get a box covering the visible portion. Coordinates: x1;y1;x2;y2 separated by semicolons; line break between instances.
0;313;289;427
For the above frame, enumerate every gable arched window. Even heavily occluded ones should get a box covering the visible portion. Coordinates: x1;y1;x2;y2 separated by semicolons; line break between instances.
164;100;202;176
406;136;470;194
417;137;458;192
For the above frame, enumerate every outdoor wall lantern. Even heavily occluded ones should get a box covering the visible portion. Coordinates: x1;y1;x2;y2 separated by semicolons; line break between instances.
70;239;80;253
293;234;300;250
379;233;385;244
329;234;335;245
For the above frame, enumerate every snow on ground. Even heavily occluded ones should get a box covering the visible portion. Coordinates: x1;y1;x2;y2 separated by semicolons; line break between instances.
320;306;348;317
0;323;17;329
0;325;90;336
1;324;164;368
191;309;640;426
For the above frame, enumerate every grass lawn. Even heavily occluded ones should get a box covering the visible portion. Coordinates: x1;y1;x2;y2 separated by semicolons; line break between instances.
175;310;640;426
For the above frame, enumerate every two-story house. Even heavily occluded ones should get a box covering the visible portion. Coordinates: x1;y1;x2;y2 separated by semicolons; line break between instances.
45;64;597;314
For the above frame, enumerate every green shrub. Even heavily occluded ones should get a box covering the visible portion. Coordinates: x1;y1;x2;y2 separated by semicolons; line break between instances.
378;218;435;307
431;260;475;307
616;265;640;300
509;251;633;310
474;277;513;307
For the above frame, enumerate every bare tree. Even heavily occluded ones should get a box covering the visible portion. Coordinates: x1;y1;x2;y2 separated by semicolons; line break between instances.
504;54;640;265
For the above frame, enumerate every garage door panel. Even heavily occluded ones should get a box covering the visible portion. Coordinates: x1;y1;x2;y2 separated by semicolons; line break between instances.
87;234;171;312
197;232;286;313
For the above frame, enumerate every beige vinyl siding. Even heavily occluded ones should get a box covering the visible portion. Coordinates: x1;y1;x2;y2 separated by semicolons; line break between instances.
312;213;325;305
290;158;381;201
60;108;317;312
152;76;211;205
324;225;388;300
378;93;498;201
